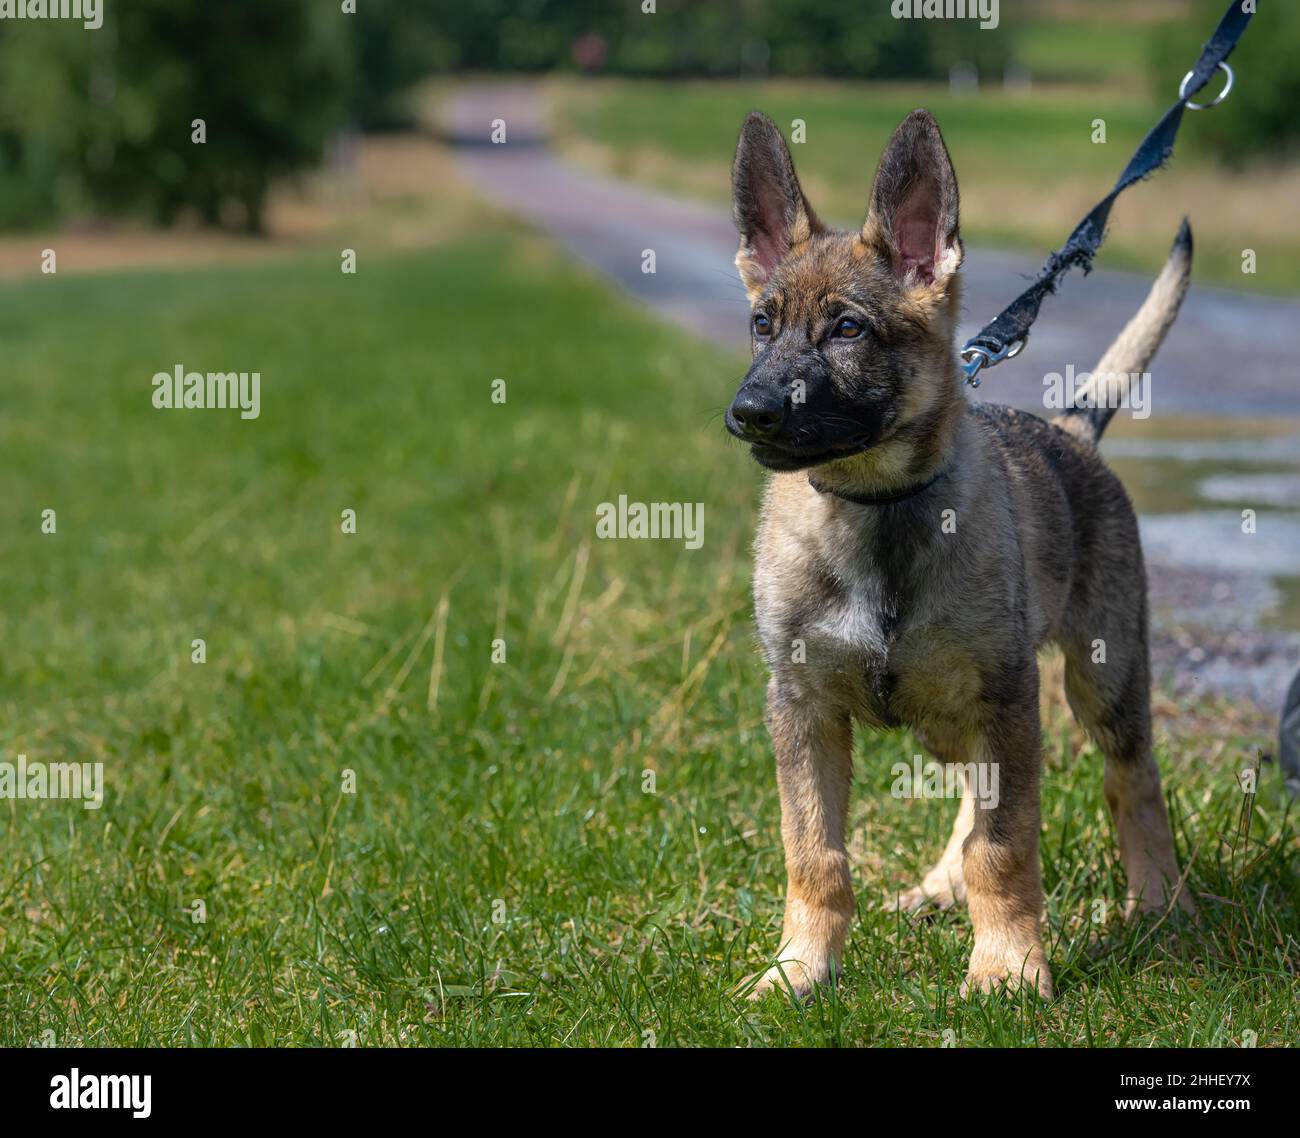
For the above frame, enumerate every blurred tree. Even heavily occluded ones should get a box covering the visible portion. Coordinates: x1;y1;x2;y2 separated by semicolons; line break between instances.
353;0;457;129
0;1;349;233
609;0;1011;79
0;23;91;228
0;0;1018;232
1150;0;1300;163
418;0;1011;79
108;1;350;232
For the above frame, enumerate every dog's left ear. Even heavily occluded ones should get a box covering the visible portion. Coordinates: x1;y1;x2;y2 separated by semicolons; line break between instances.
863;109;961;288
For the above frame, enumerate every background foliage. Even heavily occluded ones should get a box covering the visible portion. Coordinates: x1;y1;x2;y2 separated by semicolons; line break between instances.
1149;0;1300;163
0;1;1295;233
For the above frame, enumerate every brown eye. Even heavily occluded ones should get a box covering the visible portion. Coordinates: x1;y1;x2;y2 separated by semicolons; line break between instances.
753;313;772;337
835;318;863;339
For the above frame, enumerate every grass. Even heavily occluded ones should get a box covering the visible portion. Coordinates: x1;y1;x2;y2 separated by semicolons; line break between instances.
1012;0;1178;87
0;175;1296;1047
548;77;1300;295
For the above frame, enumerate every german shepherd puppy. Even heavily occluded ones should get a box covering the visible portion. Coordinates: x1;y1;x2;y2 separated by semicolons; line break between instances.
726;109;1195;1000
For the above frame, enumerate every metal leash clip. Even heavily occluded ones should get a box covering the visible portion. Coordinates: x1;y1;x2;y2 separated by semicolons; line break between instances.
960;335;1027;388
1180;60;1234;110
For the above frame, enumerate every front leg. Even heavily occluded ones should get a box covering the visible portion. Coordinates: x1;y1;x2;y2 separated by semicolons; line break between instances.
960;702;1053;998
749;680;854;1000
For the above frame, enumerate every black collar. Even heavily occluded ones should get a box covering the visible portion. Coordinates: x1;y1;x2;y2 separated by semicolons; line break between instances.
807;465;949;507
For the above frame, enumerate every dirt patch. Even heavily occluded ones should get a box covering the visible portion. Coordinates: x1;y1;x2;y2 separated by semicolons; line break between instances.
0;134;483;281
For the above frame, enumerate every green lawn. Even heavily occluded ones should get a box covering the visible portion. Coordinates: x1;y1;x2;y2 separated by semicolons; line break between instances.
556;80;1160;191
1014;11;1163;87
0;217;1295;1047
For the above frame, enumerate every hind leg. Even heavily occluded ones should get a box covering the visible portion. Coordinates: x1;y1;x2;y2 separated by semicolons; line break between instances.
887;766;972;913
1063;639;1193;916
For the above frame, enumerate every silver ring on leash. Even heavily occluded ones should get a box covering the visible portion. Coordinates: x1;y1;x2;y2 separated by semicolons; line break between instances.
1180;61;1233;110
961;336;1027;388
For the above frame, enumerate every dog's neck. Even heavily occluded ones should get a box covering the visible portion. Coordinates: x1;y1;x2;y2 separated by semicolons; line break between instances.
808;462;949;507
805;364;967;506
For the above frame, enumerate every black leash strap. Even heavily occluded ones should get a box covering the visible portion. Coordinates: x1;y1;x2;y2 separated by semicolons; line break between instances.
960;0;1255;387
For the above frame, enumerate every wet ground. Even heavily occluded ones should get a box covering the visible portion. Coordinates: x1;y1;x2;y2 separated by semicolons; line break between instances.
442;81;1300;714
1107;433;1300;709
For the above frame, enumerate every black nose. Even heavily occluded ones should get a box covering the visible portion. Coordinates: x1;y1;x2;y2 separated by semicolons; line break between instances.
729;387;787;440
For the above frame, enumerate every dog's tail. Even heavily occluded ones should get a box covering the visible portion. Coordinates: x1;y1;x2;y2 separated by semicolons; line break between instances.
1056;218;1193;443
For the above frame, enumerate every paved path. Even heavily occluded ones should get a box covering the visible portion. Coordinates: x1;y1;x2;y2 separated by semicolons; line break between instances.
445;81;1300;417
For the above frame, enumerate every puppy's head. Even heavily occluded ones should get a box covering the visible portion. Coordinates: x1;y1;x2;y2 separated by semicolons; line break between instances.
725;109;964;476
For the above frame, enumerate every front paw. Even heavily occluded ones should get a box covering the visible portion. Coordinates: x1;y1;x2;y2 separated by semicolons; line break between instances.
743;955;830;1002
961;946;1053;999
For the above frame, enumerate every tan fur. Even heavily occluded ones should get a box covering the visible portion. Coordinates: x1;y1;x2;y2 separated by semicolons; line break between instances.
1058;222;1193;441
959;713;1052;998
748;689;855;996
1090;229;1192;389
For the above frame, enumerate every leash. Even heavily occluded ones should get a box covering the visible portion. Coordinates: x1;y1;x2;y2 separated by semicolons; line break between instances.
960;0;1255;388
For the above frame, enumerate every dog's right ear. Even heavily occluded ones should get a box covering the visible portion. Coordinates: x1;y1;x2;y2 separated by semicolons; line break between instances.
732;113;820;301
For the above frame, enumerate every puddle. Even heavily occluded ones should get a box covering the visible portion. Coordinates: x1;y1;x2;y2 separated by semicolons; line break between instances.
1198;472;1300;508
1139;511;1300;578
1107;456;1259;515
1138;511;1300;709
1097;418;1300;708
1101;433;1300;464
1105;442;1298;516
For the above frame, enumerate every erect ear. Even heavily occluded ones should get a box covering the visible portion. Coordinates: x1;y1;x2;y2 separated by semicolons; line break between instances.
731;112;821;300
863;109;961;288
